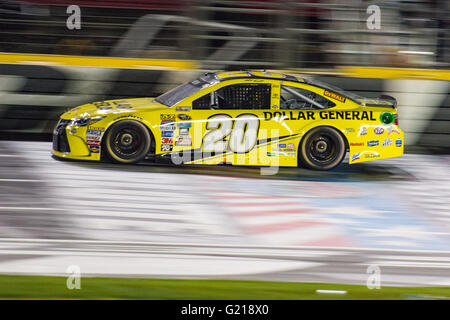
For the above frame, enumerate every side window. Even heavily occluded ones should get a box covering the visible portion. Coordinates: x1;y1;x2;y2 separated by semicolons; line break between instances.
280;86;336;110
192;83;271;110
192;93;211;109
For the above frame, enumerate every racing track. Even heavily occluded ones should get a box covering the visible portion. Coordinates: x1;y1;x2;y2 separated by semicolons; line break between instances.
0;141;449;287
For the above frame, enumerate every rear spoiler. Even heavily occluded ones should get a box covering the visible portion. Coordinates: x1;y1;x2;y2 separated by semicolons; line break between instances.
360;95;397;108
379;95;397;108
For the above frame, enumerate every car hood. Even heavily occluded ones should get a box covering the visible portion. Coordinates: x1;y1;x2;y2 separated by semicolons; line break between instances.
61;98;168;119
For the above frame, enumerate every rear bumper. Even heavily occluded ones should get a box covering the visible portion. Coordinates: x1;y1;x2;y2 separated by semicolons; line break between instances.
349;125;405;164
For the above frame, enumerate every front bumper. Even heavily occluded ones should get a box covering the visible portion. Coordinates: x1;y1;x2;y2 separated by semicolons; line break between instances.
51;119;101;161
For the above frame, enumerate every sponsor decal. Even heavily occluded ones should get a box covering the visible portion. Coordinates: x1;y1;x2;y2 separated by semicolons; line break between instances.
387;126;400;135
160;125;176;131
94;100;132;110
86;129;102;137
161;137;173;144
176;106;191;112
161;114;176;121
179;128;189;136
374;127;385;135
263;110;376;121
177;122;192;128
323;90;346;103
161;131;174;138
160;120;176;131
345;128;355;134
380;111;395;125
396;138;402;147
350;142;364;147
382;138;393;147
87;126;104;132
365;152;380;158
87;139;100;147
93;101;112;110
115;104;133;110
275;141;296;152
367;140;379;147
351;153;361;161
358;127;367;136
86;129;103;149
89;145;100;153
175;136;192;146
114;115;142;121
161;144;173;152
178;114;191;121
267;152;277;157
271;151;296;157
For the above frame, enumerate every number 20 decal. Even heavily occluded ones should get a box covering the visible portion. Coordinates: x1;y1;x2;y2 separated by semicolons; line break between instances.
202;114;260;153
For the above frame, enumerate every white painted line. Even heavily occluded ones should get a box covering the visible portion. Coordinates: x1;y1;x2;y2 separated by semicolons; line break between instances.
0;207;60;211
251;225;338;245
0;255;322;277
237;215;318;226
0;179;41;182
371;255;450;262
57;188;191;198
0;237;448;255
66;210;187;220
365;261;450;268
219;197;297;204
316;290;347;295
55;192;192;202
228;204;303;213
62;199;191;211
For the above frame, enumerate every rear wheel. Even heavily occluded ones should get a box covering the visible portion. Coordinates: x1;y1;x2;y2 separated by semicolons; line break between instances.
104;120;151;164
299;127;346;170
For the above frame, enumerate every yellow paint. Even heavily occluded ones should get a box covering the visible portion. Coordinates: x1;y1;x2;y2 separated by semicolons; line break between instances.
338;66;450;81
52;72;404;167
0;52;198;70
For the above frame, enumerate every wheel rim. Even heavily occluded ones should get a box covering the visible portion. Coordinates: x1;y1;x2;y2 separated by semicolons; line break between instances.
112;128;142;157
308;134;338;164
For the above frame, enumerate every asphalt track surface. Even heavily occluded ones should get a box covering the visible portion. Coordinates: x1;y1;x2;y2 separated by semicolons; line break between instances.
0;141;449;287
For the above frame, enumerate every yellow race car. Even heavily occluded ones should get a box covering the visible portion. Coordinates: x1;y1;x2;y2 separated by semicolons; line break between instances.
52;70;404;170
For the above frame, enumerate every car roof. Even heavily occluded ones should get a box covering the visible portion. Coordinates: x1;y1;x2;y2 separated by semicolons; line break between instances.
210;70;304;83
198;71;363;105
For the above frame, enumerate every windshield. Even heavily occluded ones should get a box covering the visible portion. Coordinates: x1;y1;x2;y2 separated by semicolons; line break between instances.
155;73;218;107
303;77;364;103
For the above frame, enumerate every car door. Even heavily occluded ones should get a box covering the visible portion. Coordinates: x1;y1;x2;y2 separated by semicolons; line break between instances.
175;79;284;166
268;83;339;166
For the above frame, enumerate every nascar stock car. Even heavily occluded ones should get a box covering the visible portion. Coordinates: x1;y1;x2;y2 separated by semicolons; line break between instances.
52;70;404;170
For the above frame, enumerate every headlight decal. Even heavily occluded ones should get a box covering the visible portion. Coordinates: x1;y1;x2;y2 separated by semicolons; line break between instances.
72;116;106;126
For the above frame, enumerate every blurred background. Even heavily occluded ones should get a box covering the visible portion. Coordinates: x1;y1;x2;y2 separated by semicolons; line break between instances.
0;0;449;295
0;0;448;149
1;0;449;67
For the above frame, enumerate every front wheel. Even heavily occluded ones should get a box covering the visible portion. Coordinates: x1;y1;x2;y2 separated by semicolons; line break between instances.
299;127;346;171
104;120;151;164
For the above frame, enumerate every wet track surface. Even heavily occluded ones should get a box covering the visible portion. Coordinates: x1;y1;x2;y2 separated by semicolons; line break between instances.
0;141;449;286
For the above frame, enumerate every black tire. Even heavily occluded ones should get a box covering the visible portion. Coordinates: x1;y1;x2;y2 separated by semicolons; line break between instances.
299;126;346;171
104;120;151;164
